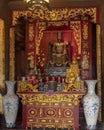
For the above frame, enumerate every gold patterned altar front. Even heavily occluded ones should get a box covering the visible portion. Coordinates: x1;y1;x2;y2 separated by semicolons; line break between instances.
17;91;85;130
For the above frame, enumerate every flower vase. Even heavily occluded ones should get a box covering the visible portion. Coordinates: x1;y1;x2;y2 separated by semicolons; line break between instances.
83;80;100;130
3;81;19;128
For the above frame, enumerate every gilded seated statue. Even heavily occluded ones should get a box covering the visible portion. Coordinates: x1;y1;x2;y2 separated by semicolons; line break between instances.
48;32;70;67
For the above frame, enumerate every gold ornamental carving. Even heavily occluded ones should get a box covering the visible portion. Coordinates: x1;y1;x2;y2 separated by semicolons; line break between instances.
70;21;81;55
82;51;89;69
36;22;46;67
48;21;69;27
27;53;34;68
27;23;35;68
28;23;35;41
18;81;38;92
82;21;88;40
12;7;98;26
82;42;89;49
18;93;84;105
36;22;46;55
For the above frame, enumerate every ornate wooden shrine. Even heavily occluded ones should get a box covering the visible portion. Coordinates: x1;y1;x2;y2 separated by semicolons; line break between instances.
10;5;101;128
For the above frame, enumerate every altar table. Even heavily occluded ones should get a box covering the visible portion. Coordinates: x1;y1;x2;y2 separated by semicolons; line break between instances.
17;92;84;130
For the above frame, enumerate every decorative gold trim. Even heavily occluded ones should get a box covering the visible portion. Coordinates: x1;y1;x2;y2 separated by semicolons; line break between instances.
28;23;35;41
12;7;97;26
36;22;46;55
96;24;102;121
36;22;46;67
0;18;5;114
18;93;84;105
48;21;69;27
70;21;81;55
17;81;38;92
9;27;15;80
